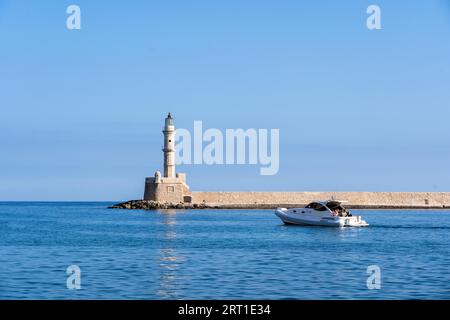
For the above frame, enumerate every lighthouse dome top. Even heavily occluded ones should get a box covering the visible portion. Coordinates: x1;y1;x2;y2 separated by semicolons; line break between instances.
165;112;174;127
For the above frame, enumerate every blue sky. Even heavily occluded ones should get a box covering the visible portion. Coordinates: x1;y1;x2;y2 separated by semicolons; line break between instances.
1;0;450;200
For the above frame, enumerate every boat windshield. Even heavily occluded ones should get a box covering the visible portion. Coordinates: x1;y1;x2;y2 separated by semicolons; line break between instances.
305;202;328;211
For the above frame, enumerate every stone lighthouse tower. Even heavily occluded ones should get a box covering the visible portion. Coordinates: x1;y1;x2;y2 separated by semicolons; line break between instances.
163;113;176;178
143;113;191;203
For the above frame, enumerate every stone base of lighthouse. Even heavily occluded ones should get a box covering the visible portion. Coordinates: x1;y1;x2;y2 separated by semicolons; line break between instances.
144;172;191;203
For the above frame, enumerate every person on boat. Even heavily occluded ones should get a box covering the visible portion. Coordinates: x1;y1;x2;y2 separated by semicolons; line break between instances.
335;208;347;217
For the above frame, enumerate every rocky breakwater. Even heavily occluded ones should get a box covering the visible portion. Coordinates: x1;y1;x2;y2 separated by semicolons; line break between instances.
108;200;216;210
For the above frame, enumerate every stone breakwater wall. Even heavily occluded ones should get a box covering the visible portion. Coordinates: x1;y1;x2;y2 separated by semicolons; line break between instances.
109;200;216;210
190;192;450;209
110;192;450;210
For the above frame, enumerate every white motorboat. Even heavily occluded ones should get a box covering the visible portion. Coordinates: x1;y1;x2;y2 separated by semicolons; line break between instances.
275;200;369;227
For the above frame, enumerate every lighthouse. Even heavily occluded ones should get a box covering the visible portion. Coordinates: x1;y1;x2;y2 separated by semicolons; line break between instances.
163;112;176;178
143;113;191;203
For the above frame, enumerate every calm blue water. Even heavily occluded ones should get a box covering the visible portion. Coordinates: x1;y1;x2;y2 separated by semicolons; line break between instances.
0;202;449;300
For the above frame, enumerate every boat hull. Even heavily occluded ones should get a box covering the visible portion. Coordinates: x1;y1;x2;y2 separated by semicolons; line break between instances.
275;209;369;227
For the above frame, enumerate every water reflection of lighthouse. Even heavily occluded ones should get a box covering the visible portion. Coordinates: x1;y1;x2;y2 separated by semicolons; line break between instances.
157;210;184;299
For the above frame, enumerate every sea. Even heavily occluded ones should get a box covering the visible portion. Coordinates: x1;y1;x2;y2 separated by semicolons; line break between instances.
0;202;449;299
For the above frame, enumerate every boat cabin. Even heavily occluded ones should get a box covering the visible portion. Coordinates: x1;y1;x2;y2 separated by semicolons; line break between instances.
305;201;351;217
